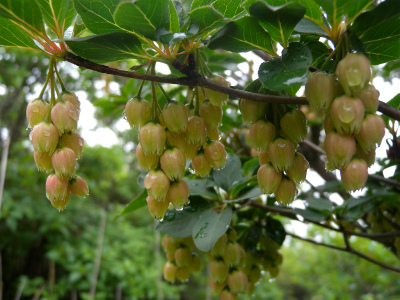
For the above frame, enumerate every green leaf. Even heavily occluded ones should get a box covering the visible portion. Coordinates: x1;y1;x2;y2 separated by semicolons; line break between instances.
305;40;329;67
382;94;400;126
244;225;262;251
169;0;180;32
188;5;226;32
212;153;245;192
116;189;147;218
183;178;218;198
0;18;40;50
247;1;306;47
212;0;245;19
305;198;333;214
265;217;286;246
293;207;329;222
227;186;262;202
192;205;232;252
156;29;194;45
208;16;276;54
36;0;72;35
258;42;312;91
0;0;44;32
114;0;171;40
300;0;324;25
231;176;257;198
65;32;145;63
294;18;328;35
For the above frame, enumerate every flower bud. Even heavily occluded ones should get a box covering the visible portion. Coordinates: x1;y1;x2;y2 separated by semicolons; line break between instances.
360;85;379;113
240;99;267;124
208;277;226;295
69;175;89;197
248;266;262;283
331;95;364;134
136;143;159;171
305;72;337;110
175;247;193;268
166;130;186;151
51;101;79;135
26;98;49;128
258;151;270;165
206;125;220;140
167;180;190;210
163;261;178;282
176;267;190;282
268;138;295;172
30;121;59;154
324;112;335;133
160;148;186;181
146;196;170;220
192;153;212;178
51;147;76;179
355;114;385;152
280;109;307;144
204;76;229;106
61;132;84;159
204;141;227;170
139;122;166;155
162;234;178;253
340;158;368;192
286;152;309;183
226;228;237;242
219;291;237;300
34;151;54;173
46;174;70;211
222;242;242;267
336;53;371;96
189;253;201;273
209;260;229;283
210;233;228;257
62;91;80;109
186;115;207;146
184;142;200;160
227;270;248;294
275;177;297;205
124;97;151;129
144;170;170;201
241;252;255;274
257;164;282;194
199;101;223;127
162;102;189;134
324;132;356;169
356;144;375;167
249;120;276;152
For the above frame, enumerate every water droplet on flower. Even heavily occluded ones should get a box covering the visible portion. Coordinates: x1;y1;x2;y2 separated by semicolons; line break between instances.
43;130;51;137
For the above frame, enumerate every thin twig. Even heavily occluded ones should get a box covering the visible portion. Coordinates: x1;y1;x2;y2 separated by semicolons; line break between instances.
0;136;10;212
14;277;27;300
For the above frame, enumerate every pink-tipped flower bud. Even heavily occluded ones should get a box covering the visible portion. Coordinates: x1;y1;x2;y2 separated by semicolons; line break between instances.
186;115;207;146
340;158;368;192
250;120;276;152
46;174;70;211
139;122;166;155
61;132;84;159
199;101;223;127
166;131;186;152
184;142;200;160
286;152;309;183
356;144;375;167
208;277;226;295
227;270;248;294
26;98;49;128
240;99;267;124
220;291;237;300
136;143;159;171
355;114;385;152
167;180;190;210
161;234;178;253
160;148;186;181
162;102;189;134
62;91;80;109
268;138;295;172
204;141;227;170
176;267;190;282
146;196;170;220
124;97;151;129
257;164;282;195
222;242;242;267
206;125;220;140
360;85;379;113
51;101;79;135
305;72;337;110
204;76;229;106
192;153;212;178
144;170;170;201
175;247;193;268
275;177;297;205
51;147;76;178
280;109;307;144
69;175;89;197
34;151;54;173
210;233;228;257
30;121;59;154
336;53;371;96
331;95;364;134
209;260;229;283
258;151;270;165
324;132;356;170
163;261;178;282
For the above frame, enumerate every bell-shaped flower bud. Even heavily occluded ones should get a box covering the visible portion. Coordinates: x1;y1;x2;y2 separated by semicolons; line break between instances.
208;277;226;295
204;76;229;106
258;151;270;165
160;148;186;181
340;158;368;192
186;115;207;146
257;163;282;195
199;101;223;127
240;99;267;124
280;109;307;144
209;260;229;283
331;95;364;134
46;174;70;211
51;101;79;135
324;112;335;133
275;177;297;205
356;144;375;167
220;291;237;300
162;102;189;134
62;91;80;109
136;143;159;171
355;114;385;152
26;98;49;128
176;267;190;282
222;242;242;267
204;141;227;170
124;97;151;129
175;247;193;268
189;253;202;273
248;266;262;284
69;175;89;198
163;261;178;283
227;270;248;294
146;196;170;220
268;138;295;172
360;85;379;113
206;125;220;140
305;72;337;110
286;152;309;183
227;228;238;242
192;153;212;178
61;132;84;159
139;122;166;155
144;170;170;201
34;151;54;173
162;234;178;254
30;121;59;154
241;252;255;274
325;132;356;169
336;53;371;96
184;142;200;160
250;120;276;152
51;147;76;179
167;180;190;210
210;233;228;257
166;130;186;152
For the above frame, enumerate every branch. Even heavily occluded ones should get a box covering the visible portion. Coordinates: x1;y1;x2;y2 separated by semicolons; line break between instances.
63;52;400;121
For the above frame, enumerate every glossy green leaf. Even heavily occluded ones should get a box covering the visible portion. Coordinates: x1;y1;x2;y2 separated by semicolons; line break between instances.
265;217;286;245
212;153;245;192
0;0;44;32
227;186;262;202
188;5;226;32
300;0;324;25
183;178;218;198
169;0;180;32
293;207;329;222
212;0;245;19
258;42;312;91
116;189;147;218
305;40;329;67
305;198;333;214
0;18;40;50
294;18;328;35
208;16;276;54
192;205;232;252
65;32;145;63
156;28;194;45
231;176;257;198
36;0;72;35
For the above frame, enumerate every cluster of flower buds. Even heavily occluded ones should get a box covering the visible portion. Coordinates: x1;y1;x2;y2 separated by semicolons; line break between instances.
27;91;89;210
241;98;309;205
306;53;385;192
161;235;201;283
